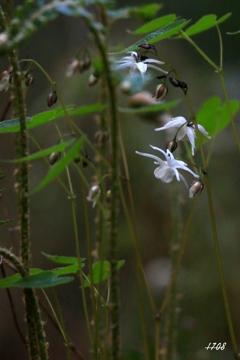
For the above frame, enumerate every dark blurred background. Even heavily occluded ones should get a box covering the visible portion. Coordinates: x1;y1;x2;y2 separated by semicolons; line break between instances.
0;0;240;359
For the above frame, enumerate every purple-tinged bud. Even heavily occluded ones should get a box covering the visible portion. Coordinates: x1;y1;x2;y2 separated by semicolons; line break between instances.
138;43;157;54
49;152;61;165
189;180;204;199
24;73;34;88
0;70;10;92
66;58;80;77
169;77;188;93
153;84;168;102
47;91;58;108
88;74;99;87
79;58;91;73
166;139;178;153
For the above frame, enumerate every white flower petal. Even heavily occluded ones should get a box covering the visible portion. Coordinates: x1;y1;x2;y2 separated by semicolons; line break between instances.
135;151;163;164
136;62;147;73
198;124;211;139
154;166;175;182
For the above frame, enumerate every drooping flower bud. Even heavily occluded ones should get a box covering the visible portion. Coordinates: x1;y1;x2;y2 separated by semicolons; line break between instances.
49;152;61;165
94;130;109;149
169;77;188;93
166;139;178;153
189;180;204;198
138;43;157;54
66;58;81;77
86;184;101;208
153;84;168;102
74;147;91;167
88;74;99;87
0;70;10;92
24;72;34;88
79;58;91;73
0;33;8;46
47;90;58;108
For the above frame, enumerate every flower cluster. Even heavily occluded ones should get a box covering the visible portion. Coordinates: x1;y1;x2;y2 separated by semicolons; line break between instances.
116;45;211;198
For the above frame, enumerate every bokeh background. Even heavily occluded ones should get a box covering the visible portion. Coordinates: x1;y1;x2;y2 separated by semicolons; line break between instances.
0;0;240;359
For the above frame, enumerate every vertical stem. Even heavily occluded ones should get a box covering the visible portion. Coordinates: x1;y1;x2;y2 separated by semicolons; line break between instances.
87;22;120;358
165;188;181;360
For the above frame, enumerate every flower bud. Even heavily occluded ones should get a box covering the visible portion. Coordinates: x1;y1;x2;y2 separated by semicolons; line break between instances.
66;58;80;77
24;73;34;88
74;147;91;167
88;74;99;87
166;139;178;153
138;43;157;54
79;58;91;73
169;77;188;93
0;70;10;92
94;130;109;148
47;91;58;108
86;184;101;208
49;152;61;165
189;180;204;199
153;84;168;102
0;33;8;46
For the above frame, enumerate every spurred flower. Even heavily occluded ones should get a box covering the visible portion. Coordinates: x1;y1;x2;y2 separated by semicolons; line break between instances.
155;116;211;156
136;146;199;188
116;51;167;77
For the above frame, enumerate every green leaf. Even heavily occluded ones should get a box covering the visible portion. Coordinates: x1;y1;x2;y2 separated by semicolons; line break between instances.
30;137;85;195
84;260;125;287
0;117;32;133
118;100;180;114
7;142;72;163
217;101;239;134
196;97;239;143
67;104;105;116
51;264;79;276
216;13;232;25
130;4;163;21
184;13;231;37
112;19;189;54
0;219;13;226
42;252;84;265
132;14;177;35
0;271;73;289
28;105;74;129
0;104;104;134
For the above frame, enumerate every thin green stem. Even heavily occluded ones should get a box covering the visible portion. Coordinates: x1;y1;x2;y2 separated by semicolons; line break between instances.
87;20;120;359
42;289;71;360
53;124;94;348
184;93;239;359
18;59;75;135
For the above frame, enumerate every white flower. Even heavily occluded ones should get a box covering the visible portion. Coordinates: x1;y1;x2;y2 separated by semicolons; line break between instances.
86;185;101;208
116;51;167;77
135;146;199;188
155;116;211;156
